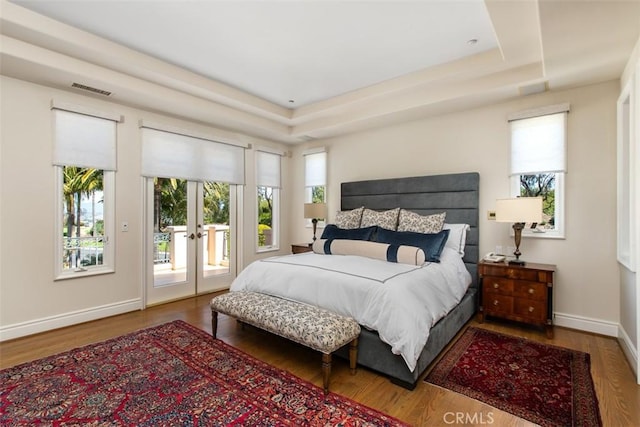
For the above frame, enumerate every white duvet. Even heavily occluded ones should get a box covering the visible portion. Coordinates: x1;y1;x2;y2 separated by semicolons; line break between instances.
230;247;471;372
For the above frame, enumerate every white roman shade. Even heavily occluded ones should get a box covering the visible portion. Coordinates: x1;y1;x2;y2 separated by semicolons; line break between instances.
256;150;282;188
53;109;118;170
509;107;569;176
141;127;245;184
304;150;326;187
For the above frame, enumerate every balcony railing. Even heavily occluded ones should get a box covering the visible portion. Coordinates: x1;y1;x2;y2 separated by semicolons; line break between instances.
153;225;229;268
63;236;104;269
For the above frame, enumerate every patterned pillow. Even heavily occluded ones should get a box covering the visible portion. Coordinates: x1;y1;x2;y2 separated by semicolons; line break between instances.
360;208;400;231
335;207;364;229
397;210;446;234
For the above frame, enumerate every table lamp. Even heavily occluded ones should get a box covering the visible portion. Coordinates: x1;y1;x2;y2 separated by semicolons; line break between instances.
495;197;542;265
304;203;327;242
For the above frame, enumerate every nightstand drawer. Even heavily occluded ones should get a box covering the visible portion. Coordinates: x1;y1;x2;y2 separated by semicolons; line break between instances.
514;299;546;322
485;294;513;315
483;277;513;295
513;281;547;301
505;268;541;281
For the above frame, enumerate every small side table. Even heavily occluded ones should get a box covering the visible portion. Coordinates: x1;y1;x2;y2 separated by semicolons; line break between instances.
478;260;556;338
291;243;312;254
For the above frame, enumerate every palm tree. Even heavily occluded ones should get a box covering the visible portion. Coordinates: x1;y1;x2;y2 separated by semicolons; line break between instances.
153;177;180;232
204;182;229;225
62;166;103;267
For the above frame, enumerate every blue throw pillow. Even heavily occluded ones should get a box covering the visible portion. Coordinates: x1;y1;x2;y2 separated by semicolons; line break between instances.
321;224;377;241
374;228;450;263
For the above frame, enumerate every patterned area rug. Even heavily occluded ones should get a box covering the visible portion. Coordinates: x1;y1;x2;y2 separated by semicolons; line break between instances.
1;320;407;426
425;327;602;427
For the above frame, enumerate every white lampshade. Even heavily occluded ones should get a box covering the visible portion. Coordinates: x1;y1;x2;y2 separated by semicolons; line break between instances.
495;197;542;223
304;203;327;219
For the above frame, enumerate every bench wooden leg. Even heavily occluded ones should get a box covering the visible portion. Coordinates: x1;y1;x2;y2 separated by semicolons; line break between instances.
211;311;218;339
349;338;358;375
322;353;332;394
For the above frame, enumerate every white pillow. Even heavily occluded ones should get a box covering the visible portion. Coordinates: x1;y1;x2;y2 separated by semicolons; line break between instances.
443;223;470;257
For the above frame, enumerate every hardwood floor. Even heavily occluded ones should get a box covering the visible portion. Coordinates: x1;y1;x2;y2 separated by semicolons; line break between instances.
1;292;638;426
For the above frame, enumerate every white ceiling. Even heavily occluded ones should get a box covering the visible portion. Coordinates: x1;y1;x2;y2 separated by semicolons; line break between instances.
1;0;639;144
11;0;498;107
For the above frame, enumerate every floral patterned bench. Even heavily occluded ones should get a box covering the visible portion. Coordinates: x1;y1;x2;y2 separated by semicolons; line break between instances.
210;291;361;393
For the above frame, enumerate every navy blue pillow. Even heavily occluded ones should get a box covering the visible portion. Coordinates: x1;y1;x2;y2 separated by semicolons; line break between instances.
374;228;450;263
320;224;377;241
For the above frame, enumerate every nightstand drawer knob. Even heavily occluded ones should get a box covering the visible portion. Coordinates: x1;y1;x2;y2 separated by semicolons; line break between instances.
528;288;534;294
493;300;499;306
529;306;535;312
493;283;499;289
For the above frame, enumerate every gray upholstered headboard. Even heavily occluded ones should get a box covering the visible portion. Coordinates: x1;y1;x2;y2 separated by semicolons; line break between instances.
340;172;480;288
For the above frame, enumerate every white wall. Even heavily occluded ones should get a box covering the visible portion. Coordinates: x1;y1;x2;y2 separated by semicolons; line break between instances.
0;76;290;340
0;74;624;341
292;80;621;334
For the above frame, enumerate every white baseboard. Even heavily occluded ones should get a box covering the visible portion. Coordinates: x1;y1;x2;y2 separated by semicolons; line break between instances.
618;325;639;382
0;299;142;342
553;312;619;337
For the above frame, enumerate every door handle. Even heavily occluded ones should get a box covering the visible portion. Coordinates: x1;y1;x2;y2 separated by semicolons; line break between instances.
197;232;203;238
188;233;195;240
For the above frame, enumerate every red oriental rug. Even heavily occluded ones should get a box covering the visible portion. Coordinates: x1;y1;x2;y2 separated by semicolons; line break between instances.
0;320;407;426
425;327;602;427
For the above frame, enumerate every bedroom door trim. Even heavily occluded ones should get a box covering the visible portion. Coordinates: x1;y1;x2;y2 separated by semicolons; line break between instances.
143;178;237;306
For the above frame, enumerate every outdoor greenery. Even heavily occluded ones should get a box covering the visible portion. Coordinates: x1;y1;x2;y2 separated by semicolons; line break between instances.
311;186;325;205
519;173;555;227
258;186;273;247
63;166;103;238
153;178;230;232
62;166;104;268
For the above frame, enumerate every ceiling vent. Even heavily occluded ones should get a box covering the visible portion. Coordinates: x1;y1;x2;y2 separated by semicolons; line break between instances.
519;81;547;96
71;82;112;96
299;135;316;142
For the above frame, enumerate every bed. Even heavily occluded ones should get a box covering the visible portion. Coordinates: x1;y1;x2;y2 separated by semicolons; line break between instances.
233;172;479;389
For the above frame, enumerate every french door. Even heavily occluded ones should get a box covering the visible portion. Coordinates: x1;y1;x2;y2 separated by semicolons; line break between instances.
145;177;237;306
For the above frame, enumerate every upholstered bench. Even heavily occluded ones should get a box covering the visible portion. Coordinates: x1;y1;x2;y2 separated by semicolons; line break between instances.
210;291;361;393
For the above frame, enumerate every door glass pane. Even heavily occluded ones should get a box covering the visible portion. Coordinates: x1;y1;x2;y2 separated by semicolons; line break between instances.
202;181;230;278
153;177;188;286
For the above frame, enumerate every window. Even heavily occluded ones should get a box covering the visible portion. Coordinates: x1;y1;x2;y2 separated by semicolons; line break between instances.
617;78;635;270
304;149;326;208
256;150;282;251
53;106;120;279
509;104;569;238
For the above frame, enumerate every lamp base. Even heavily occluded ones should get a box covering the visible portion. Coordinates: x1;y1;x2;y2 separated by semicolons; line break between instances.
508;259;526;266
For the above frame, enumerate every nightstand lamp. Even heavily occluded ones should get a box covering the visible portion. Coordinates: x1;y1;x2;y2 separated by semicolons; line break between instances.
495;197;542;265
304;202;327;242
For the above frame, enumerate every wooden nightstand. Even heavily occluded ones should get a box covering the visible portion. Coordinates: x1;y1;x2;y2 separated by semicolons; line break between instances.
291;243;312;254
478;261;556;338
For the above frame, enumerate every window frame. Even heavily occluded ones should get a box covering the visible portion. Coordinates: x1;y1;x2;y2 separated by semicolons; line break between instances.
256;185;280;253
52;103;120;280
255;149;283;253
54;166;116;280
508;105;569;240
510;172;565;239
304;149;327;228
